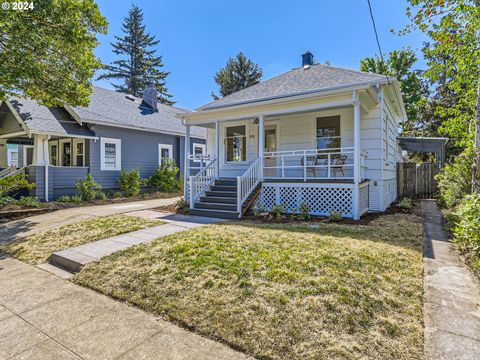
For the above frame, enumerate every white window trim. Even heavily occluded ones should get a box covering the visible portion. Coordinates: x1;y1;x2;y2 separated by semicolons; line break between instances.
59;138;72;167
7;147;18;167
192;143;206;163
73;139;85;167
48;140;59;166
100;137;121;171
224;122;249;165
158;144;173;166
23;145;34;166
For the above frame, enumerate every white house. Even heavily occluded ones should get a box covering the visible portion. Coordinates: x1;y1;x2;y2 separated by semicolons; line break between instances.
180;52;406;219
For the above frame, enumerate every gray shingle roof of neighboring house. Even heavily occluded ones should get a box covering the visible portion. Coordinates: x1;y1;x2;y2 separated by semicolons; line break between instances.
73;87;206;138
8;97;96;138
198;64;388;110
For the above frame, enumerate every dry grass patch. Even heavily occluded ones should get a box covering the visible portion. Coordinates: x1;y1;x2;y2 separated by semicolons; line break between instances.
0;215;163;264
74;212;423;359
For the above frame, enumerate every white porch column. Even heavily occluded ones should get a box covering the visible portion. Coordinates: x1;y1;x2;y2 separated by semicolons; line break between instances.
258;115;265;180
32;134;48;165
353;92;361;220
184;124;190;199
215;121;220;178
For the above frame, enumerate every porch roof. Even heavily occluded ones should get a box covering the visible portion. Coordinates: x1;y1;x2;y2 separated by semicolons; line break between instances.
7;97;96;139
398;137;448;153
197;64;392;111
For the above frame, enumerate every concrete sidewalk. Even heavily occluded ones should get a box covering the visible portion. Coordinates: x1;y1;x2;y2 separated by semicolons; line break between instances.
421;200;480;360
50;212;224;272
0;197;180;244
0;256;248;359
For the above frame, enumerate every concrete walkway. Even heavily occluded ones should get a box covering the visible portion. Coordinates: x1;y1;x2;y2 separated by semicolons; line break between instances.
0;256;248;359
0;197;180;244
421;200;480;360
50;212;224;273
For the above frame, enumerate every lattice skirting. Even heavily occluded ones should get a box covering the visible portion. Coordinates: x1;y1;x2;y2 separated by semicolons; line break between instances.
254;183;354;218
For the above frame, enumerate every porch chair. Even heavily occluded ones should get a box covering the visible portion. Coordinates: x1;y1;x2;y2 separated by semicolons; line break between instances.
331;155;347;177
301;155;318;177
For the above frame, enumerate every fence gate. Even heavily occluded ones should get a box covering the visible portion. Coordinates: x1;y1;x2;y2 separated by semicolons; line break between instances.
397;162;439;199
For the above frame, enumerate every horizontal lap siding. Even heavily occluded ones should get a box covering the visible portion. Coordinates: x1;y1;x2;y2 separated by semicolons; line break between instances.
51;167;88;198
89;125;203;189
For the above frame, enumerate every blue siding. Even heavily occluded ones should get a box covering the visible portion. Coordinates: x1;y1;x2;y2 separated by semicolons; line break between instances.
88;125;204;190
51;166;88;198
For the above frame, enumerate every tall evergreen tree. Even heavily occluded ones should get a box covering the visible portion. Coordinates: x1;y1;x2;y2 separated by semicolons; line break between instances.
213;52;263;98
98;4;173;105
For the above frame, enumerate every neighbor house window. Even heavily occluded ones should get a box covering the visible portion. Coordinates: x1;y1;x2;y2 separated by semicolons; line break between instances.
192;143;206;163
49;143;58;166
100;137;121;171
225;125;247;162
73;139;85;167
316;116;341;150
158;144;173;166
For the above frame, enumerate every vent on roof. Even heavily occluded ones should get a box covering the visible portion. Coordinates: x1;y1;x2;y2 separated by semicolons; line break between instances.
302;51;314;68
125;94;135;101
142;83;158;110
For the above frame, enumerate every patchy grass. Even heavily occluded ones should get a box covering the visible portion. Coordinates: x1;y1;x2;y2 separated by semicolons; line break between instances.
73;212;423;360
0;215;163;264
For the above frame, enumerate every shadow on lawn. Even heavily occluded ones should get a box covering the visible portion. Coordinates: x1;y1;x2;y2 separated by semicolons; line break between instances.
222;214;423;252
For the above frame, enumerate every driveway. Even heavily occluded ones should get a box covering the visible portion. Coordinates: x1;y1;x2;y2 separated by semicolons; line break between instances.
0;255;248;359
0;197;180;244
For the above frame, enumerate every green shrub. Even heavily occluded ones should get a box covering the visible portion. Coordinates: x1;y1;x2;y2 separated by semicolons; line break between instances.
0;173;35;197
16;196;39;208
56;195;83;203
117;168;141;197
450;193;480;270
0;196;16;207
113;191;123;199
150;160;180;193
436;149;474;208
271;204;286;219
76;174;102;201
329;210;343;222
175;197;189;214
95;191;107;201
398;197;413;209
298;202;311;221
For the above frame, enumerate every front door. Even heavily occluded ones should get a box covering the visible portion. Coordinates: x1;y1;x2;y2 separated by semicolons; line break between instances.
264;125;277;177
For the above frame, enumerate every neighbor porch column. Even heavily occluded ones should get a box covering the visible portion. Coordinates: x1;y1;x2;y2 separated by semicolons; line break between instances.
215;121;220;178
184;124;190;199
258;115;265;180
353;91;361;220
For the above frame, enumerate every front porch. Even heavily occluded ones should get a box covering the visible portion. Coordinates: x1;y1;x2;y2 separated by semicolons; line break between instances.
183;90;373;220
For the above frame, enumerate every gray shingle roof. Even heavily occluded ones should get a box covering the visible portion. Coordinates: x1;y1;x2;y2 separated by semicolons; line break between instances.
73;87;206;138
8;97;96;138
198;64;387;110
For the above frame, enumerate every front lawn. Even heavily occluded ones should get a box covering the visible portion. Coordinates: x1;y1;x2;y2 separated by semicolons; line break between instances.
73;212;423;359
0;215;163;264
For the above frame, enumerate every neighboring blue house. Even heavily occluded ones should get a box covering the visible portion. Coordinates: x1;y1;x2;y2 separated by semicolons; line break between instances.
0;86;206;200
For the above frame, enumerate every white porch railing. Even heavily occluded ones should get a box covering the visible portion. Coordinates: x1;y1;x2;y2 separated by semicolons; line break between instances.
0;166;26;180
189;158;217;208
263;147;360;181
187;154;215;174
360;150;368;180
236;157;262;216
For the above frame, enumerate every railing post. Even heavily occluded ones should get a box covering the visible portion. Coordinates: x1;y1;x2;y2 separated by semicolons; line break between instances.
327;153;331;179
303;150;307;182
189;176;194;209
281;155;285;178
236;176;241;216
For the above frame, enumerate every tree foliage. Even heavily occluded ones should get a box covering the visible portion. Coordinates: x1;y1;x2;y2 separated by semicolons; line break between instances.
98;4;173;105
0;0;107;106
404;0;480;151
360;48;424;134
213;52;263;98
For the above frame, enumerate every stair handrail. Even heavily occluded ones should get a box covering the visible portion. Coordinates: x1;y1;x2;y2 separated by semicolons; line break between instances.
189;158;217;208
0;166;26;180
236;157;262;217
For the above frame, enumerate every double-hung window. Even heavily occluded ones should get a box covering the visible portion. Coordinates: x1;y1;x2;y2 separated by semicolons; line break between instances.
316;116;341;150
73;139;85;167
225;125;247;163
158;144;173;166
49;143;58;166
100;137;121;171
192;143;206;163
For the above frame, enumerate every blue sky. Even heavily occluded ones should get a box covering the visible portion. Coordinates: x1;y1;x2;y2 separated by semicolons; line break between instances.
93;0;426;109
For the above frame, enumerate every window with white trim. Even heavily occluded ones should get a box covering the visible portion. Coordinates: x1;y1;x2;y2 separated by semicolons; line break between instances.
100;138;121;171
192;143;206;163
73;139;85;167
158;144;173;166
225;125;247;162
49;142;58;166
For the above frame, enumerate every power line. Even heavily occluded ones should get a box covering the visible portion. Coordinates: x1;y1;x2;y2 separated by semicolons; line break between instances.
366;0;390;84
